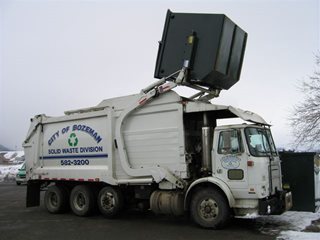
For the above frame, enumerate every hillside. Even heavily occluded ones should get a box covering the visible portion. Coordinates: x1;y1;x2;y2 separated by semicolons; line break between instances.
0;144;11;151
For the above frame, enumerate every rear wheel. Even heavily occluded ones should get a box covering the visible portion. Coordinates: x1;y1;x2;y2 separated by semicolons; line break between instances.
70;185;95;216
44;185;69;214
97;186;124;218
190;188;231;229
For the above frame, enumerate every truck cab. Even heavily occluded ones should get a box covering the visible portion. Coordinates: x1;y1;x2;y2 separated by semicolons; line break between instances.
212;124;283;215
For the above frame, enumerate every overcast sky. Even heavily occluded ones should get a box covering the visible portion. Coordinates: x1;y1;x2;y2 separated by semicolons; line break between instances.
0;0;319;150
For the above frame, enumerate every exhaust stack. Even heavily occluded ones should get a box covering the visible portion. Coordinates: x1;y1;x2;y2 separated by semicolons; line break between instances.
201;112;213;174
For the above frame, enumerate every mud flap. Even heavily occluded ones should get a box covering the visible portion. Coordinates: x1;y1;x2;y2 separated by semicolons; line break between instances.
26;181;41;207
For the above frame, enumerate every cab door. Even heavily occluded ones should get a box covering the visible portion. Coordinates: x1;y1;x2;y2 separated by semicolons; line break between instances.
213;129;248;196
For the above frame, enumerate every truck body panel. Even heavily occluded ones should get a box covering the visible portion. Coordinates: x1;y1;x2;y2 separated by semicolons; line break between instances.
26;91;188;185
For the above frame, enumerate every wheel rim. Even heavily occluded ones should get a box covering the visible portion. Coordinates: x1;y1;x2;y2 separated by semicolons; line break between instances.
48;192;58;208
101;191;115;211
198;198;219;221
73;192;86;211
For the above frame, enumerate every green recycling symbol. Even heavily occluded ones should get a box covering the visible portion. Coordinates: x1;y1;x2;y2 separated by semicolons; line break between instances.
68;133;79;147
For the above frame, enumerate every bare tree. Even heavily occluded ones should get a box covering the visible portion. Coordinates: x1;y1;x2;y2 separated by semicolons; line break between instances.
290;54;320;150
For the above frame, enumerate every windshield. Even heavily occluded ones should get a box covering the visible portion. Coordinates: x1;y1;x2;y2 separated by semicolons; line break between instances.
245;127;277;157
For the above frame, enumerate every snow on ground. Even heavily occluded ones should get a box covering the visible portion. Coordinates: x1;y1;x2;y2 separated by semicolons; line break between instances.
257;211;320;233
254;211;320;239
0;164;23;182
0;151;25;165
2;151;25;164
4;151;24;159
278;231;320;240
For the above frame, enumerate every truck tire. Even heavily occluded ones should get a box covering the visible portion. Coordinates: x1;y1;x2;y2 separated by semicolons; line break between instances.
190;188;230;229
70;185;95;216
97;186;124;218
44;185;69;214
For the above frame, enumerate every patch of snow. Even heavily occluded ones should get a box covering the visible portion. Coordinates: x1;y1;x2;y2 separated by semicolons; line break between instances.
4;151;24;159
278;230;320;240
256;211;320;235
237;212;259;219
253;211;320;239
1;151;25;164
0;164;23;182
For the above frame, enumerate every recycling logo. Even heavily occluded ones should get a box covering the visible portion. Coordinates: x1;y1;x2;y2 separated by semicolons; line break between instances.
68;133;79;147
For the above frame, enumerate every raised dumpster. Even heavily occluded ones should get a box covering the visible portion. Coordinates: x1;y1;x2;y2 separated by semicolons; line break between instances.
154;10;247;90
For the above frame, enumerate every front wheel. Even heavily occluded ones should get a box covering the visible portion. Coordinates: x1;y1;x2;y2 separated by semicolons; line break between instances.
190;188;231;229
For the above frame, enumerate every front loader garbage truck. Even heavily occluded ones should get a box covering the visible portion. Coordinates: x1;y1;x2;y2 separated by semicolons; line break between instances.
23;10;292;229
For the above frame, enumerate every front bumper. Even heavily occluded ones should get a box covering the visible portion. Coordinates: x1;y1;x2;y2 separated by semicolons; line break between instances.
16;175;27;184
259;191;292;215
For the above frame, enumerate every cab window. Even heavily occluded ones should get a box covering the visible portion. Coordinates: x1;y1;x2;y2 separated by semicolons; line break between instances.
218;130;242;154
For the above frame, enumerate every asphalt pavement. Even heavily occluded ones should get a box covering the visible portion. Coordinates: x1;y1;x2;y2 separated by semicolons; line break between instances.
0;182;275;240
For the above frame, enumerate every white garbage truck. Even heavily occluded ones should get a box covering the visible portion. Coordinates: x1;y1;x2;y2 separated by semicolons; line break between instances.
23;10;292;229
